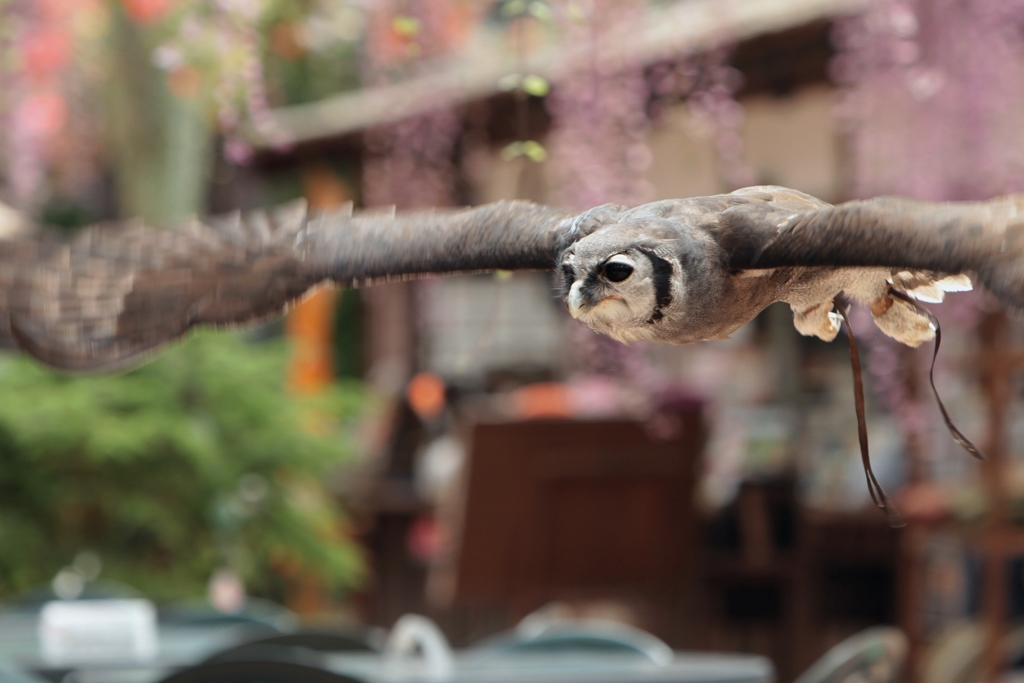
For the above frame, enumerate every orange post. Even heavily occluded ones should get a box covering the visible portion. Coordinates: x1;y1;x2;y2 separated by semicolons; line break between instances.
286;164;352;395
282;164;352;616
285;287;337;394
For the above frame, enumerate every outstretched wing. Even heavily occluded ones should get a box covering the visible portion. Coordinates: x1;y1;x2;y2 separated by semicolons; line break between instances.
0;200;575;372
715;185;1024;310
709;187;1014;515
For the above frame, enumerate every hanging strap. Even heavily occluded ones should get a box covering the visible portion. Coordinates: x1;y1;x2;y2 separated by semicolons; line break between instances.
834;298;905;528
887;290;985;460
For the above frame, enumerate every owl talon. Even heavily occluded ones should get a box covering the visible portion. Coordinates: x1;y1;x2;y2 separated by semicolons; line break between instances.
792;302;841;342
871;294;934;347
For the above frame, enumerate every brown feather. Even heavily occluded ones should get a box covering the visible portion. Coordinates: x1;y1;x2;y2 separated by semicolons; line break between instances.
721;191;1024;310
0;200;573;371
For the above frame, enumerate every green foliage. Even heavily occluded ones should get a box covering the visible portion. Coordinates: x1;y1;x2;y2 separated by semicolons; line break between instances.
501;140;548;163
333;289;365;379
0;331;366;603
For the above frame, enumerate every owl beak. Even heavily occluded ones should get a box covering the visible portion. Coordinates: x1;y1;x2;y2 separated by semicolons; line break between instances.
568;280;587;318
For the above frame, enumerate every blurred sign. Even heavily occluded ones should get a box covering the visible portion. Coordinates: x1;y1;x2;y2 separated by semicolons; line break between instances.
421;274;567;380
38;599;157;665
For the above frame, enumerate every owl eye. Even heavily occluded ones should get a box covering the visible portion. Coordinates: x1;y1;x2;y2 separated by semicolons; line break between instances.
602;261;634;282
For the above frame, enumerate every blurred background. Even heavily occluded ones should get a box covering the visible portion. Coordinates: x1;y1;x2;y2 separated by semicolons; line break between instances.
3;0;1024;681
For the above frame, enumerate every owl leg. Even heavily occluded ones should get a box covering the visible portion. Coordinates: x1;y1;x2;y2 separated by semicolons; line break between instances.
791;301;841;342
821;268;936;347
868;292;935;347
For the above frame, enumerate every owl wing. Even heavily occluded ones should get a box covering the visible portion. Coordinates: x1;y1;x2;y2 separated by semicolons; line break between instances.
715;185;1024;311
0;200;575;372
713;187;1013;517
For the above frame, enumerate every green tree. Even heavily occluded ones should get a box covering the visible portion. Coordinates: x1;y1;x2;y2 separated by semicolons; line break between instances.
0;331;366;602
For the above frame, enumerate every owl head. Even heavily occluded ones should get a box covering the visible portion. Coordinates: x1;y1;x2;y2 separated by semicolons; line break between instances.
554;221;687;344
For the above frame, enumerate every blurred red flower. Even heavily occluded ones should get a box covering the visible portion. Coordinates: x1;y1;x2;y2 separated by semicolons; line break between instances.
14;91;68;138
22;29;72;80
120;0;170;24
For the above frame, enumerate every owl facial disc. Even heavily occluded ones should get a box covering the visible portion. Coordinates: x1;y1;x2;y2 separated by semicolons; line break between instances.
567;253;635;319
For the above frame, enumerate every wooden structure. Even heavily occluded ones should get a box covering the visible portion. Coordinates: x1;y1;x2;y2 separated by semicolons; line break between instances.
433;413;706;642
896;311;1017;683
699;480;901;682
253;0;864;147
977;312;1013;683
356;414;907;678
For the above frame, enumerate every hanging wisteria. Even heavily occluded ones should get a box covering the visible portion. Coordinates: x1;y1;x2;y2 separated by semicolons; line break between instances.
545;0;652;211
2;0;75;209
149;0;291;164
542;0;653;378
547;1;755;208
831;0;1024;471
360;0;467;210
648;48;755;191
0;0;307;214
683;47;756;191
833;0;1024;201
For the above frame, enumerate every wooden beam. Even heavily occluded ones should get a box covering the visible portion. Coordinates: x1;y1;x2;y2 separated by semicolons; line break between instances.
252;0;867;148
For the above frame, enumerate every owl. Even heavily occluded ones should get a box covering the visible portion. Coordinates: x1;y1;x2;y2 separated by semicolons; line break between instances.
0;185;1014;372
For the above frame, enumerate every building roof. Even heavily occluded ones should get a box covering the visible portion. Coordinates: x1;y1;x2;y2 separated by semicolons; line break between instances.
253;0;866;148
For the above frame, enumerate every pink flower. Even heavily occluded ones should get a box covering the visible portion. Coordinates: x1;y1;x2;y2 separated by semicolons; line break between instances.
14;91;67;139
223;138;254;165
22;29;72;80
121;0;171;24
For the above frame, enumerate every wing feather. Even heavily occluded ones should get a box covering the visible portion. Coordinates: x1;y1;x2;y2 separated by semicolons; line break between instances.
717;187;1024;310
0;200;574;371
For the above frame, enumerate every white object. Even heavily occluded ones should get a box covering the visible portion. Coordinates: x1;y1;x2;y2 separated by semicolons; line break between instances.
416;436;465;503
207;567;247;614
324;613;772;683
38;599;157;665
385;614;454;680
513;617;675;667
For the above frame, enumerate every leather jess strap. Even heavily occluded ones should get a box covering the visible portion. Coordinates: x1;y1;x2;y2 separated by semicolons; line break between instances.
832;293;984;528
834;298;905;528
888;289;985;462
